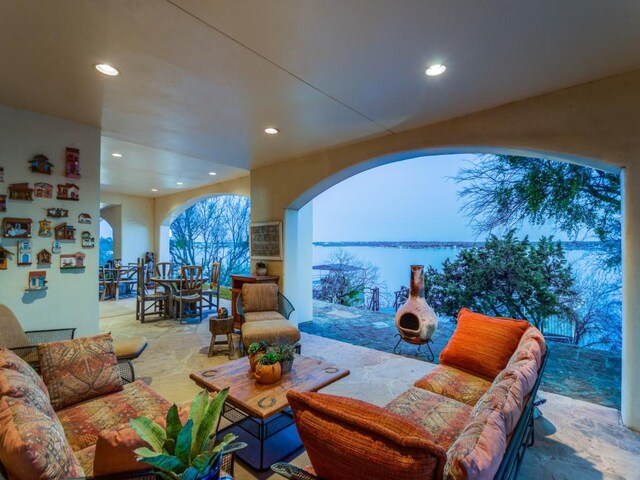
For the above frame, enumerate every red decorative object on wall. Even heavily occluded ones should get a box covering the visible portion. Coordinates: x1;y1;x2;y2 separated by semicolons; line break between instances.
65;147;80;179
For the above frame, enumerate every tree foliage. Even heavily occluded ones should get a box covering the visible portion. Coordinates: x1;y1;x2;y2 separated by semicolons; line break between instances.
170;196;250;286
424;231;575;331
455;155;621;266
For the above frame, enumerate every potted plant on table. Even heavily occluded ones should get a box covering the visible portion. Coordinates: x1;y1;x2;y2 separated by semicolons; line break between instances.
255;351;282;385
255;261;267;276
272;343;296;374
130;388;245;480
247;341;268;372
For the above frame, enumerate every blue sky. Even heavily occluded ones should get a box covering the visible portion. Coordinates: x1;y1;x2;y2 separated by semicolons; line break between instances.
312;154;574;243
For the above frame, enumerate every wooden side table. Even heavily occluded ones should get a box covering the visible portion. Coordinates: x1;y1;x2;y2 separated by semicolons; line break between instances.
230;274;279;329
208;315;235;358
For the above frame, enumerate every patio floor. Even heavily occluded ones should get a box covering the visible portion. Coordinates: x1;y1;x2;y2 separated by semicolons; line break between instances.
301;300;622;409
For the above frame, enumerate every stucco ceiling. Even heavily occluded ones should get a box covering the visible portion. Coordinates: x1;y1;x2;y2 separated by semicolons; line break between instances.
1;1;640;197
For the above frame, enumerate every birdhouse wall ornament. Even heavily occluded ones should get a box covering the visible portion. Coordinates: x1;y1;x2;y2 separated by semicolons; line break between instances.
54;223;76;241
38;219;52;237
0;166;4;182
65;147;80;179
60;251;85;269
52;241;61;254
27;271;47;291
17;241;32;266
81;231;95;248
57;183;79;201
78;213;92;224
0;195;6;213
8;183;33;201
34;182;53;199
0;246;13;270
28;154;54;175
36;249;52;266
3;218;32;238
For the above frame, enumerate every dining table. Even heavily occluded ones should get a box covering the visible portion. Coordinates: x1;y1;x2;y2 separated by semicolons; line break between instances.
150;276;185;319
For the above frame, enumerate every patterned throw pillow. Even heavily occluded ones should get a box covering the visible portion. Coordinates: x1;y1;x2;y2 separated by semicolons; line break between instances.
0;348;49;397
37;333;123;411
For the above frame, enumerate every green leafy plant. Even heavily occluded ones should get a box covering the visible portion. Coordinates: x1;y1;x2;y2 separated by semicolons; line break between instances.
257;351;279;366
256;261;266;269
130;388;245;480
271;343;295;362
247;341;268;356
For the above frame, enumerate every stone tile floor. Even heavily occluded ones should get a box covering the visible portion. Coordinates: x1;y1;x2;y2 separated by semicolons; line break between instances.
100;298;640;480
301;301;622;409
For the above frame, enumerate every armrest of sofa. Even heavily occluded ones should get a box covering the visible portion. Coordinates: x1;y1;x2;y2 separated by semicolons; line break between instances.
116;359;136;384
277;293;295;320
271;463;319;480
25;327;76;344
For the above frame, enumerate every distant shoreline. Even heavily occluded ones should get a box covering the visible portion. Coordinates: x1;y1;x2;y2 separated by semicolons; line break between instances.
313;240;612;251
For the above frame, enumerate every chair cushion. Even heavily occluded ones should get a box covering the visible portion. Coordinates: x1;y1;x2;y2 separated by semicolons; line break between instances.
509;326;546;367
414;364;492;406
288;390;447;480
0;365;84;480
242;283;278;313
385;387;472;449
241;320;300;348
244;310;286;323
0;304;29;349
56;380;171;451
113;335;148;360
75;444;96;477
37;333;123;411
439;309;530;380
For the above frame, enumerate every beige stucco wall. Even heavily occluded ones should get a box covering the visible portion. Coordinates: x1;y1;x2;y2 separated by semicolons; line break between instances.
249;69;640;430
100;192;155;264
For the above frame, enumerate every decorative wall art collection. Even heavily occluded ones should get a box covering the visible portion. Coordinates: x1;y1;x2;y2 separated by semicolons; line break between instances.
0;147;93;292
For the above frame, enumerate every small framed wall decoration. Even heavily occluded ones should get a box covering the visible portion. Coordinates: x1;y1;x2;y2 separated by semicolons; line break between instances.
54;223;75;241
60;252;85;269
57;183;79;201
34;182;53;199
0;166;4;182
0;195;6;212
47;207;69;218
65;147;81;179
52;241;62;254
78;213;92;224
36;249;52;266
0;246;13;270
27;271;47;291
249;221;283;260
17;240;32;266
38;219;52;237
3;218;32;238
81;231;95;248
8;183;33;201
28;154;54;175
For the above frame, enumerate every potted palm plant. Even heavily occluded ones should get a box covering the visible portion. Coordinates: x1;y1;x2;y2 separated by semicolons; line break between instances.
130;388;245;480
272;343;296;374
255;351;282;384
247;341;268;372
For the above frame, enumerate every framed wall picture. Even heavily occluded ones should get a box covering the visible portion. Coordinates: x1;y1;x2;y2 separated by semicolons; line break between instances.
250;221;283;260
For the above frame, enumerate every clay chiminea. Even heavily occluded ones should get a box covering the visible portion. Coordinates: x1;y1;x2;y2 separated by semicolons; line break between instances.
395;265;438;341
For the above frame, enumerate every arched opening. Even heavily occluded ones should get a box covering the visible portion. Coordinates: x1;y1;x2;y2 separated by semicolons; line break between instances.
161;194;251;287
99;218;114;265
286;149;622;411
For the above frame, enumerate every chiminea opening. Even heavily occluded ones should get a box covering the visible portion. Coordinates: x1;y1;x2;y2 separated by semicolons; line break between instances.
399;313;420;333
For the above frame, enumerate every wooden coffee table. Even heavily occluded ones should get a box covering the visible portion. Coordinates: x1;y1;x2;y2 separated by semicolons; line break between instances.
190;354;349;470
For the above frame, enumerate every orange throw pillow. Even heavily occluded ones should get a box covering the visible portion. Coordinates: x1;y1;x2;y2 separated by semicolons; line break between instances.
439;309;530;380
287;390;446;480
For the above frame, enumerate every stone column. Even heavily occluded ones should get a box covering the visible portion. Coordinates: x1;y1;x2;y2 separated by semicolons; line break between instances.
622;165;640;431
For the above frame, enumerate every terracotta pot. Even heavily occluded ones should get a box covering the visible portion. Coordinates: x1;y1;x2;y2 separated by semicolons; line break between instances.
248;352;265;372
255;362;282;384
395;265;438;341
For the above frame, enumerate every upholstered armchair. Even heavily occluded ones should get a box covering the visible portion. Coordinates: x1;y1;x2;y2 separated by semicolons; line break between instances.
236;283;300;351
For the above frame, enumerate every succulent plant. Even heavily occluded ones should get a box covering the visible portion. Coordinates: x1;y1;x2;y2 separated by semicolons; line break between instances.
257;351;279;366
130;388;245;480
256;261;266;269
247;341;268;355
270;343;296;362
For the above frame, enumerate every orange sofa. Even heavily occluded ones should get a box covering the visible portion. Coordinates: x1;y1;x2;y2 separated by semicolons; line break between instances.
283;309;548;480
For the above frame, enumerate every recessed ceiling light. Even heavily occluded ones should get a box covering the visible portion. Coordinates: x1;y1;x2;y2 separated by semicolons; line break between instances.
264;127;279;135
425;64;446;76
151;188;158;192
208;172;217;176
111;153;122;158
95;63;120;76
176;182;183;186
